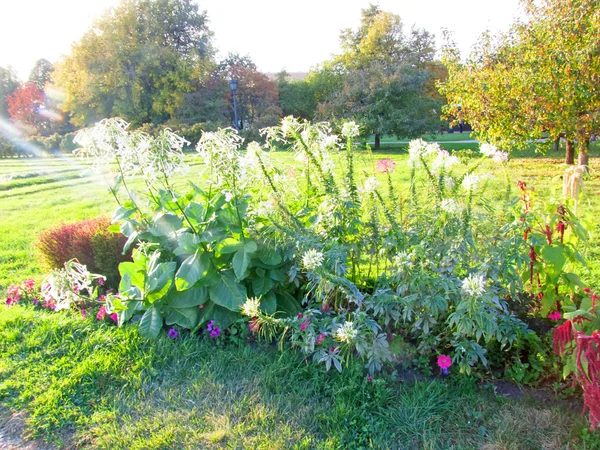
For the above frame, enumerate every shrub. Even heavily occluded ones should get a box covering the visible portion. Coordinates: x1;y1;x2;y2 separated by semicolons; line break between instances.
59;132;78;153
36;217;130;288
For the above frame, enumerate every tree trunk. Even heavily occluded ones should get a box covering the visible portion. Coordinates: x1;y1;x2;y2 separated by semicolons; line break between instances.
578;137;590;172
565;140;575;165
553;136;560;152
374;133;381;150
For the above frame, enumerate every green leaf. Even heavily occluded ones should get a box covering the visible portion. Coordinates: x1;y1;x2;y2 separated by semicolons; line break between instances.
216;238;243;254
251;275;273;297
119;262;145;290
175;251;210;291
174;232;200;257
276;291;301;316
257;247;282;266
233;249;253;280
149;213;183;237
269;269;286;282
542;245;566;274
112;205;136;222
211;305;241;329
243;240;258;252
167;286;207;308
209;270;247;311
118;300;141;325
260;291;277;314
166;306;200;329
562;272;584;288
146;262;176;302
184;202;206;225
139;306;163;339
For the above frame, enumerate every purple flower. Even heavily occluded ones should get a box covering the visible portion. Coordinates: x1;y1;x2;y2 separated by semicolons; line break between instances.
167;328;179;339
210;327;221;338
81;309;88;317
98;278;105;286
206;320;215;332
33;298;39;305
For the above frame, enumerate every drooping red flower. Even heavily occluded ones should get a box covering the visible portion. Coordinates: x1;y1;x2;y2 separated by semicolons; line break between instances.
553;320;573;355
575;335;600;429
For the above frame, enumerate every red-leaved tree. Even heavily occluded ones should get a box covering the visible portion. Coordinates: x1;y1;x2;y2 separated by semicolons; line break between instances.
7;82;45;131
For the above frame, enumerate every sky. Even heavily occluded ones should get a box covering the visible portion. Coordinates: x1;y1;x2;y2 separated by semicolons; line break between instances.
0;0;525;80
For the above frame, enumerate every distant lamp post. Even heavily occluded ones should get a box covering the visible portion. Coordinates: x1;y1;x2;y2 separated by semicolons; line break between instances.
230;79;239;131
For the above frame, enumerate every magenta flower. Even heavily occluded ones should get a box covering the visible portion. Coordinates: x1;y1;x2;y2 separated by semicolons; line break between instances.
97;306;107;321
548;311;562;321
367;375;373;382
297;313;303;319
210;327;221;338
316;333;327;345
32;298;39;306
97;277;105;286
376;158;396;174
110;313;118;323
167;328;179;339
300;322;308;331
437;355;452;375
81;309;88;317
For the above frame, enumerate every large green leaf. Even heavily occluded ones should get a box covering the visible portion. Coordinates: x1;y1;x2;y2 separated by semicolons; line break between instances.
276;291;301;316
119;262;145;290
139;306;163;339
175;251;210;291
209;270;247;311
167;286;207;308
166;306;200;329
174;232;200;257
211;305;241;329
260;291;277;314
216;238;243;254
233;249;253;280
257;247;282;266
149;213;183;238
542;245;567;275
184;202;206;226
112;205;136;222
146;262;176;302
251;275;273;297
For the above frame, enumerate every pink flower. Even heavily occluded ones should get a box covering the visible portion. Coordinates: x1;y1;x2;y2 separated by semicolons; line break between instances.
110;313;118;323
300;322;308;331
297;313;303;319
287;168;298;178
81;309;88;317
98;278;105;286
548;311;562;321
316;333;327;345
249;318;260;333
7;284;20;303
97;306;107;321
367;375;373;382
437;355;452;375
376;158;396;174
321;303;331;313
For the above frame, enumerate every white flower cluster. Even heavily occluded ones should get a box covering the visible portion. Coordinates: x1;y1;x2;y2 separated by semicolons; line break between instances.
42;260;105;311
74;118;189;182
480;143;509;164
341;121;360;139
407;139;441;167
461;273;486;297
302;249;324;271
334;321;358;343
432;149;460;172
394;251;414;269
241;297;261;318
461;173;480;191
196;128;246;187
440;198;463;214
360;176;380;194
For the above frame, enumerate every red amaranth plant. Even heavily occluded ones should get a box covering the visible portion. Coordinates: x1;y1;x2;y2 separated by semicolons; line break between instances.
575;334;600;429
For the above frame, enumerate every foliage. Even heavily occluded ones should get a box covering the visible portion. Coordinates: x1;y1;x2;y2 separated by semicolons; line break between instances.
314;5;441;147
439;0;600;163
54;0;214;126
28;58;54;89
0;66;19;118
6;82;47;132
36;217;129;289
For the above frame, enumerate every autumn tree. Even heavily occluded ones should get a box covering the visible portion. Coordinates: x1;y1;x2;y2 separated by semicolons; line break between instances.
54;0;214;126
7;82;47;132
440;0;600;166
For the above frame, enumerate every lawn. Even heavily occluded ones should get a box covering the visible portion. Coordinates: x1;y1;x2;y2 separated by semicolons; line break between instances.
1;143;600;448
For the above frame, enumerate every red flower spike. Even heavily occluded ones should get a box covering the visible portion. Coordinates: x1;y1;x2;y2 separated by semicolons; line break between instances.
553;320;573;356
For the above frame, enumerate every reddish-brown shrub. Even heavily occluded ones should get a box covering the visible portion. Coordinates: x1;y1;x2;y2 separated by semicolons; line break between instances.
36;217;131;288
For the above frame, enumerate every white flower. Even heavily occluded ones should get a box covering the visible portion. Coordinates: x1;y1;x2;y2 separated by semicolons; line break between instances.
334;321;358;343
479;143;498;157
255;200;276;217
445;177;455;189
492;151;509;163
408;139;439;167
432;150;460;172
321;135;340;149
361;176;380;194
341;121;360;139
440;198;463;214
461;173;480;191
302;249;324;271
241;297;261;318
280;116;301;138
461;273;486;297
394;251;413;268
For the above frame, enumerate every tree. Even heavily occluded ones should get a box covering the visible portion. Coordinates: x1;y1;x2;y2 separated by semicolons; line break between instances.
439;0;600;166
29;59;54;89
0;66;19;118
54;0;214;126
276;71;317;121
7;82;46;132
316;5;441;148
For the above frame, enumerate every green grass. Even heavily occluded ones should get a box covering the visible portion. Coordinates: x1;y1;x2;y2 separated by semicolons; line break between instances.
1;148;600;447
0;304;594;449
